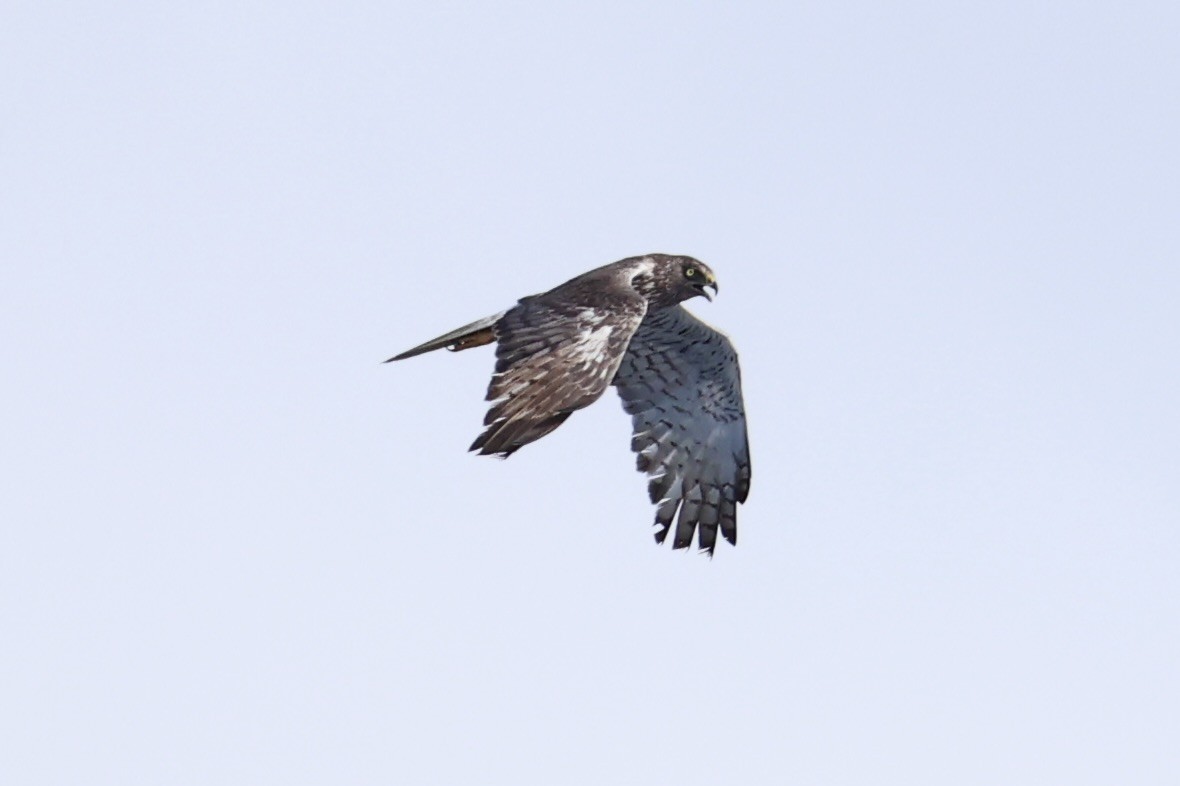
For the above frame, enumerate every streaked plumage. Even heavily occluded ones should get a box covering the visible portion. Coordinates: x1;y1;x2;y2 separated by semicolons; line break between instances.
386;253;751;555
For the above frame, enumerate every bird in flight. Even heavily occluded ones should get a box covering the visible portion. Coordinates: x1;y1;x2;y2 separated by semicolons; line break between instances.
386;254;751;555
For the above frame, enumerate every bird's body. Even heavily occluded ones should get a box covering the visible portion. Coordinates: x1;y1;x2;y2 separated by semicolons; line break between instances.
387;254;751;555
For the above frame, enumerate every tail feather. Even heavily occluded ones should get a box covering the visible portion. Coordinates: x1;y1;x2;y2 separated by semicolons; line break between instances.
385;311;506;362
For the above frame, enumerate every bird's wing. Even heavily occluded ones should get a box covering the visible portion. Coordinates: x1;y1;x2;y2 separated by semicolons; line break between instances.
613;305;751;555
471;289;647;457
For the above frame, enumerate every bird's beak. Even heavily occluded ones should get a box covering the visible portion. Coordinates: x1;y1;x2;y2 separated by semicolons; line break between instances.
702;278;718;301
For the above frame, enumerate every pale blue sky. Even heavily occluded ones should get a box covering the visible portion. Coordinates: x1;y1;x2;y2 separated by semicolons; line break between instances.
3;2;1178;784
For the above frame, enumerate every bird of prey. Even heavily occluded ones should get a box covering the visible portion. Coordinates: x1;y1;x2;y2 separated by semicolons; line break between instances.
386;253;751;555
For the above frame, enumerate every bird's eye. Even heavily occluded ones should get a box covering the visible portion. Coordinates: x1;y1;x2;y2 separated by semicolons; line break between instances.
685;268;696;277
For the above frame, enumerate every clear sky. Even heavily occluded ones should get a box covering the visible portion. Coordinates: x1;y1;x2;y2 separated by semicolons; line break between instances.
3;2;1178;784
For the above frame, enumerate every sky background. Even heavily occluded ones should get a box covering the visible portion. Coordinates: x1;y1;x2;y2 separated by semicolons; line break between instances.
3;2;1178;784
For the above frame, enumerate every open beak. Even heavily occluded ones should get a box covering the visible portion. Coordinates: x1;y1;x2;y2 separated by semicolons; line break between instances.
700;279;718;301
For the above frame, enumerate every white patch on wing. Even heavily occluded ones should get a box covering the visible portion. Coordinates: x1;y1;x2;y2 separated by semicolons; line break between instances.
572;324;614;369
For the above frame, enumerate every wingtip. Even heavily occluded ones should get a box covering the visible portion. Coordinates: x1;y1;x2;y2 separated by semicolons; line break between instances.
469;434;516;459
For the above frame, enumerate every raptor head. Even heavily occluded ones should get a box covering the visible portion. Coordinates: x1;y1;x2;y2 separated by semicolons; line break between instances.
636;254;719;307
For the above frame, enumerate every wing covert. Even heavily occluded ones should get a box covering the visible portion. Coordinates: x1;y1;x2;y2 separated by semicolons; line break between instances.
471;290;647;457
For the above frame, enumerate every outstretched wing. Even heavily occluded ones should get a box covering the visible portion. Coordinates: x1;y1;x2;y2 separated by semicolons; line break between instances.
471;289;647;457
613;306;751;555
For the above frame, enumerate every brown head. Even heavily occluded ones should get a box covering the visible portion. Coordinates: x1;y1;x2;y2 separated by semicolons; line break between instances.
628;254;719;308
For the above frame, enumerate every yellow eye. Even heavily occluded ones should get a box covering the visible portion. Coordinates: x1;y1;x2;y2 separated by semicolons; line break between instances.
685;268;696;277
